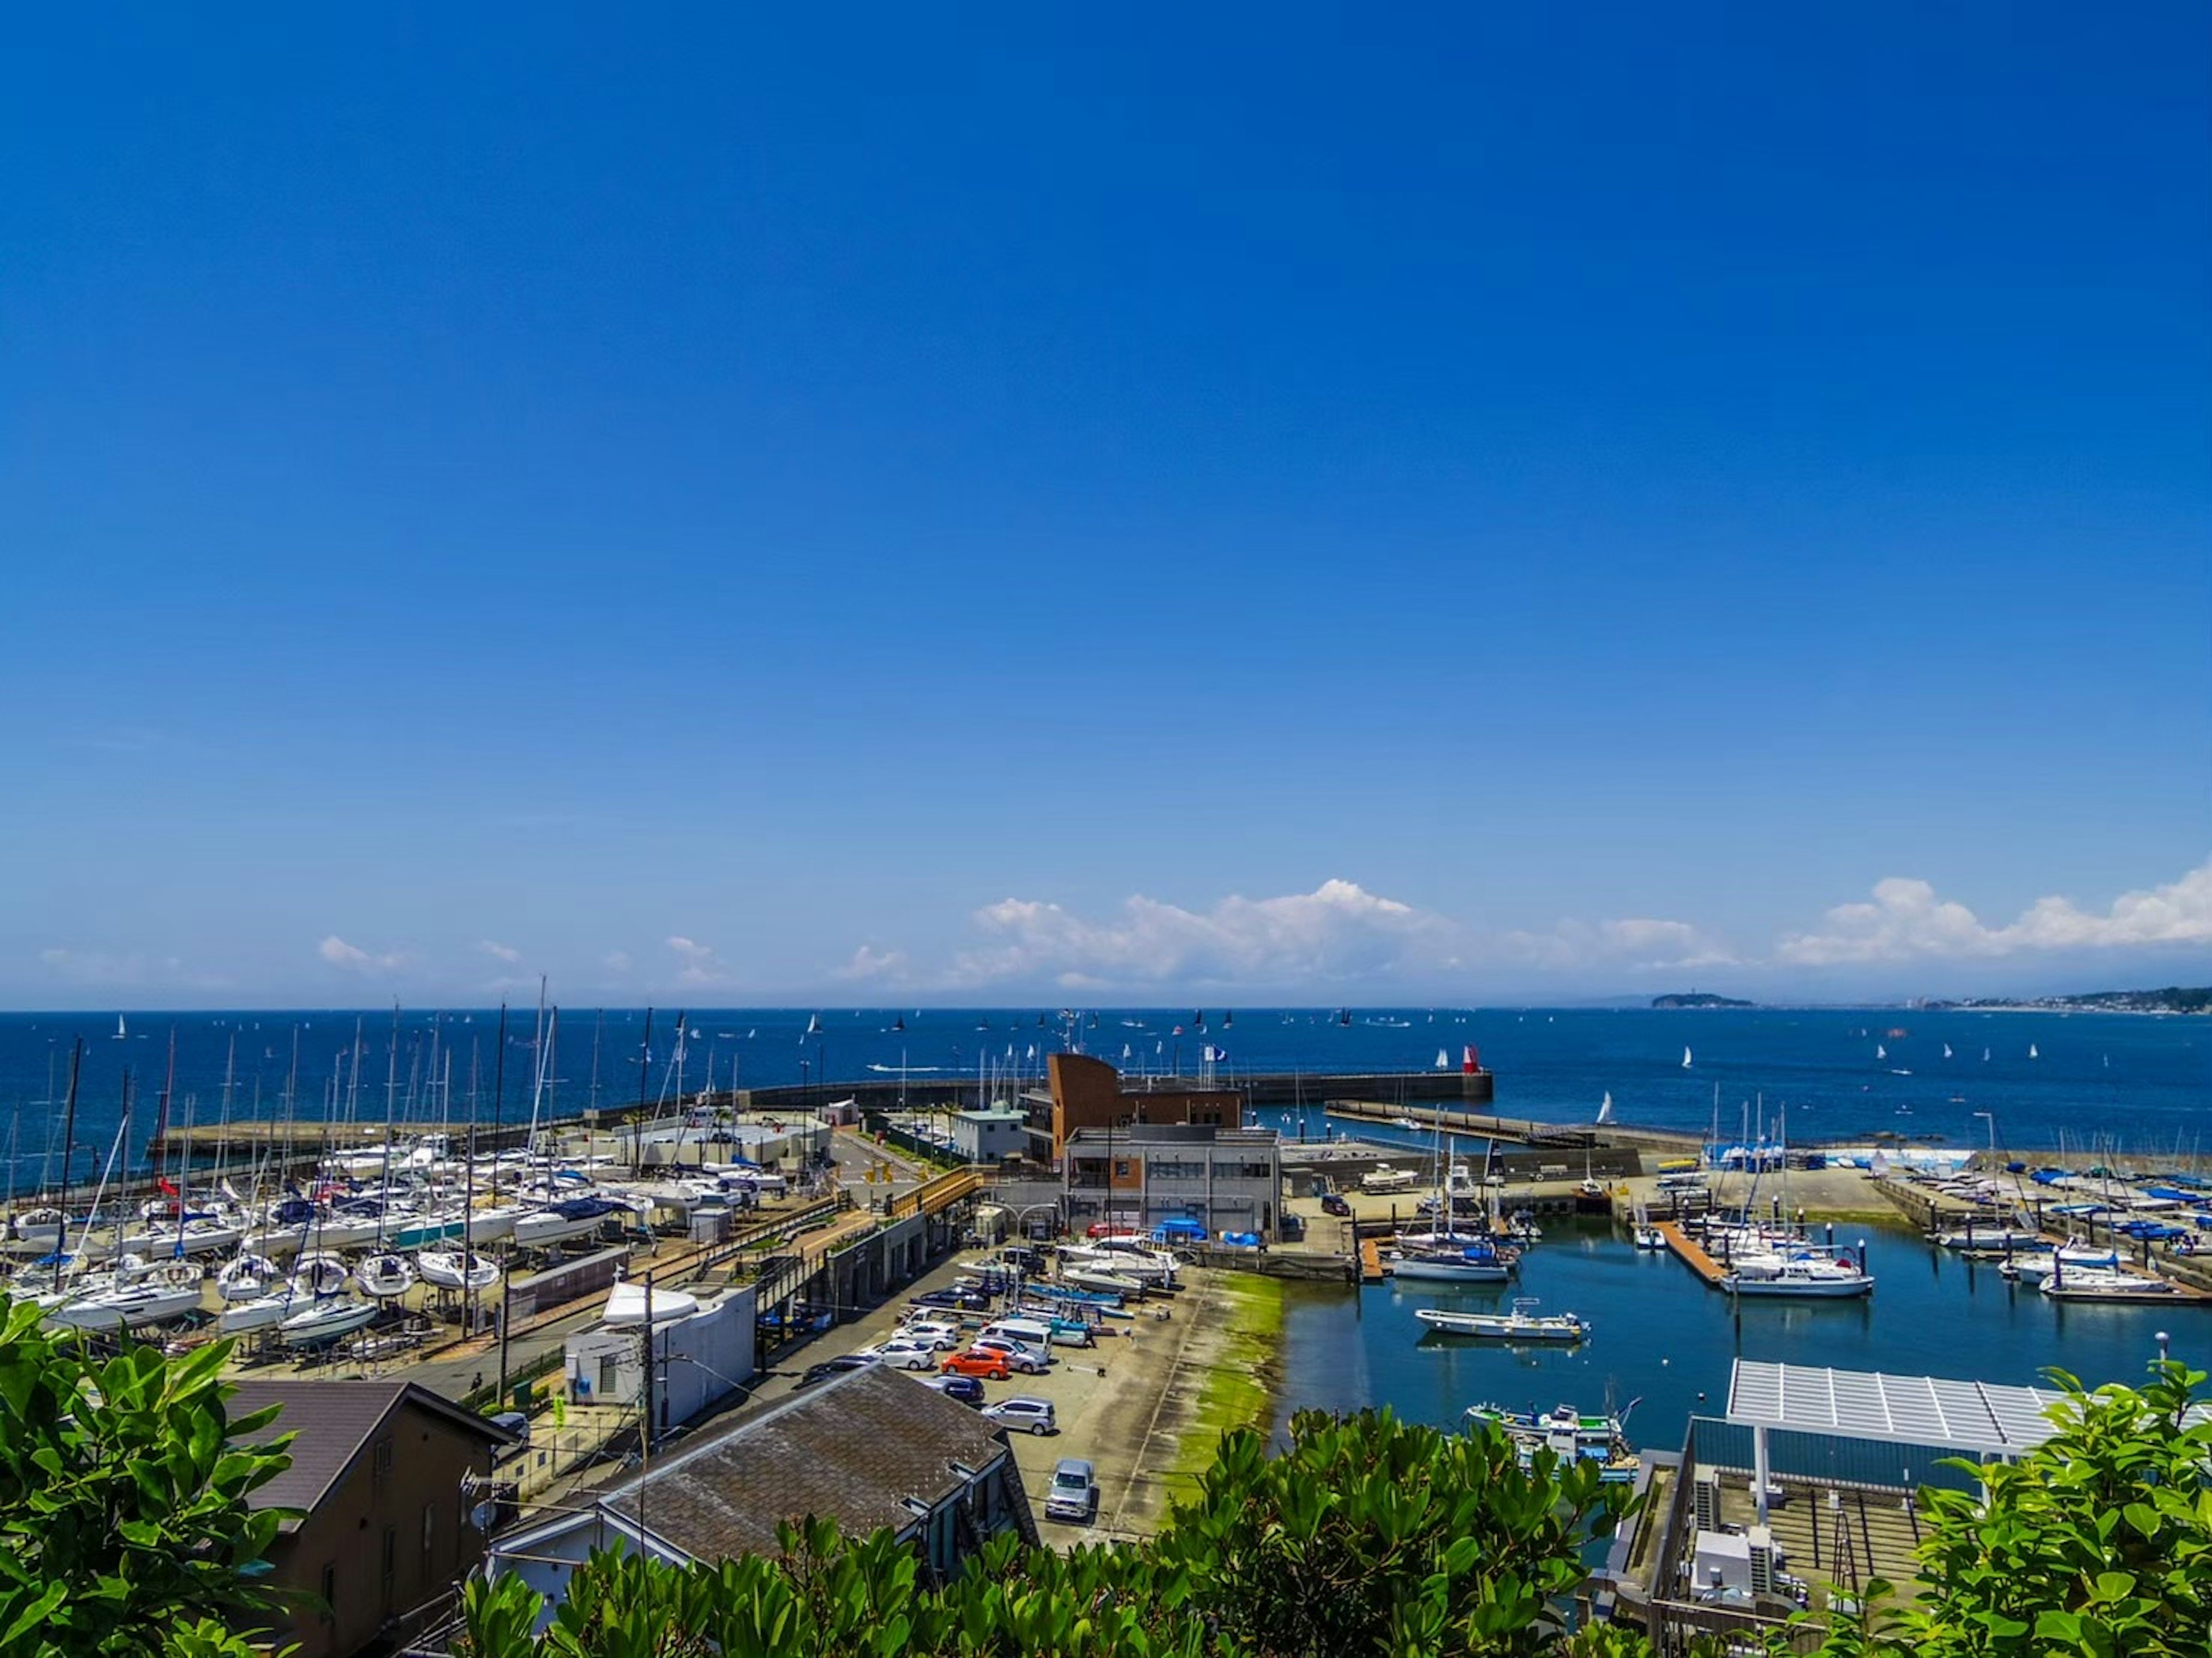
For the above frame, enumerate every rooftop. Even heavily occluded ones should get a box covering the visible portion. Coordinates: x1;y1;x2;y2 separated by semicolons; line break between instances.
228;1380;513;1527
597;1366;1011;1560
1727;1359;2069;1457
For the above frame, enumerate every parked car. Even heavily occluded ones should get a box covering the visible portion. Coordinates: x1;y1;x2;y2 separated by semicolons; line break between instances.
1320;1192;1352;1217
981;1395;1056;1436
940;1348;1013;1380
1044;1458;1098;1522
968;1334;1050;1375
897;1319;962;1350
860;1338;941;1371
795;1353;881;1388
915;1372;986;1406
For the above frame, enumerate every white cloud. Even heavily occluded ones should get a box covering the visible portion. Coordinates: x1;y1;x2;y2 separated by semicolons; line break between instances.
834;945;908;982
39;946;231;991
478;940;522;964
1778;859;2212;966
316;935;407;972
665;935;730;987
943;879;1460;989
603;950;634;974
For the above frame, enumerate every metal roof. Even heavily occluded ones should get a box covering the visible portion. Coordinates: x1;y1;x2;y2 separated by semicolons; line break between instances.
1726;1360;2069;1457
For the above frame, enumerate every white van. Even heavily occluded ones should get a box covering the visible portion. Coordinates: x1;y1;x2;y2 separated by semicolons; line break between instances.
980;1317;1057;1350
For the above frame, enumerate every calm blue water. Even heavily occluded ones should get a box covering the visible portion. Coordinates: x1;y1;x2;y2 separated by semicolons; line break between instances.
0;1004;2202;1186
1274;1216;2204;1474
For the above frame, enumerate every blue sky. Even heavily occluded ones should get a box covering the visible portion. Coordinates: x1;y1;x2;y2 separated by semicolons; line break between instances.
2;3;2207;1008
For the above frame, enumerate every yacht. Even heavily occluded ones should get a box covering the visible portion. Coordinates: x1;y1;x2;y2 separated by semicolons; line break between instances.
1416;1298;1588;1343
1723;1247;1874;1299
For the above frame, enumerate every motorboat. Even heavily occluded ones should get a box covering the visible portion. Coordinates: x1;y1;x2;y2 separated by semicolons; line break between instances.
1724;1248;1874;1298
355;1252;417;1299
47;1280;203;1331
1063;1267;1146;1297
1465;1401;1638;1482
1633;1225;1666;1251
1416;1299;1588;1343
278;1295;379;1346
2041;1266;2177;1302
416;1249;501;1292
11;1207;68;1248
1998;1246;2122;1283
1362;1164;1419;1196
1933;1226;2047;1250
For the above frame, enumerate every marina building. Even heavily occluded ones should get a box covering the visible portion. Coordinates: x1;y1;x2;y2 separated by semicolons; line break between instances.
949;1106;1028;1162
228;1380;515;1658
484;1367;1037;1629
563;1282;757;1431
1044;1052;1244;1160
1060;1122;1284;1240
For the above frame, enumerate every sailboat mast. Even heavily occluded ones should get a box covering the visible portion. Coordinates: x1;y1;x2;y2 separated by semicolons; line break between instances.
58;1037;83;1202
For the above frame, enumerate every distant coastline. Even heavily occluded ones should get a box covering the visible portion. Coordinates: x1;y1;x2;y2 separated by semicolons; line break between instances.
1649;992;1755;1010
1921;985;2211;1016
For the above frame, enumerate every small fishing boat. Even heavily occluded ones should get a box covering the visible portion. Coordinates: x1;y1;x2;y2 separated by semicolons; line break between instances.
1465;1401;1638;1482
1361;1163;1419;1195
1633;1223;1666;1250
1416;1298;1588;1343
1063;1267;1146;1297
416;1249;501;1292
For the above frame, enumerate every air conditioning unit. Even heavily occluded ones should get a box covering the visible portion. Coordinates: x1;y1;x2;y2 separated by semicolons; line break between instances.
1694;1466;1722;1532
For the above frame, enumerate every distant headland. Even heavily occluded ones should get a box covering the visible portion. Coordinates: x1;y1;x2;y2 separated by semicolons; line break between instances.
1921;985;2211;1015
1650;992;1755;1010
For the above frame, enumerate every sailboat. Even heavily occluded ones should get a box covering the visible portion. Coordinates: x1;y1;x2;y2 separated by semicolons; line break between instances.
1680;1046;1692;1069
2028;1044;2039;1060
1596;1091;1615;1125
1876;1044;1887;1060
1943;1043;1953;1060
1435;1049;1450;1070
1982;1047;1991;1061
112;1015;127;1041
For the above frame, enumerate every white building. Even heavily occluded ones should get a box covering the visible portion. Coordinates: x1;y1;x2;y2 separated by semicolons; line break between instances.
950;1107;1028;1163
564;1281;757;1434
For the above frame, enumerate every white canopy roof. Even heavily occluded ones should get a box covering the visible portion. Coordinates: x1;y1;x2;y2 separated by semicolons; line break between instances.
1726;1360;2070;1457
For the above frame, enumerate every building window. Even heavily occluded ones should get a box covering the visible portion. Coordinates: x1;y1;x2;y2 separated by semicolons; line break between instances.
599;1355;619;1396
320;1562;336;1622
372;1436;395;1487
1113;1160;1131;1179
421;1503;436;1579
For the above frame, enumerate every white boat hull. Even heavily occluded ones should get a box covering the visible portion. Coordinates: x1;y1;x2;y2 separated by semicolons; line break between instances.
1391;1256;1512;1283
279;1298;379;1346
47;1285;203;1330
1724;1273;1874;1297
217;1293;294;1334
1416;1308;1586;1341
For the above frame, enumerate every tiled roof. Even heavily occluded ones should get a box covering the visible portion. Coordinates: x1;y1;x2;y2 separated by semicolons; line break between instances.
228;1380;512;1524
600;1367;1012;1561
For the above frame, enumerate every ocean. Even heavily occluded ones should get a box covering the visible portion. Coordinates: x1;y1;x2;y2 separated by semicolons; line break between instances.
0;1004;2202;1183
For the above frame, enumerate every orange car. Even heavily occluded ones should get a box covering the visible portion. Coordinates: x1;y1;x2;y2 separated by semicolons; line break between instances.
940;1348;1012;1380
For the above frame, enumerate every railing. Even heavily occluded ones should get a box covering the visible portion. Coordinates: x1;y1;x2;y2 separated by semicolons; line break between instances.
889;1167;982;1220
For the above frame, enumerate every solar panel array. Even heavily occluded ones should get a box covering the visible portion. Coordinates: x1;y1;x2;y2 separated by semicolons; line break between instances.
1726;1360;2066;1455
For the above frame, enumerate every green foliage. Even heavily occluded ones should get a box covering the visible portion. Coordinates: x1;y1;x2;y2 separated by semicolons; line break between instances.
0;1301;297;1656
455;1408;1640;1657
1803;1360;2212;1658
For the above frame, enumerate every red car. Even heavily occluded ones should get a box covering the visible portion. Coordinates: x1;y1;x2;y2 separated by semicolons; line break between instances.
940;1348;1013;1380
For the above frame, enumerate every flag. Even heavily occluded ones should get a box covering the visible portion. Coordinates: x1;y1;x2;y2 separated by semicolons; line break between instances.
156;1176;179;1198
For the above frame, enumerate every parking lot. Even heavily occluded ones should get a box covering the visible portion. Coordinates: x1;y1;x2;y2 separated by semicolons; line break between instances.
773;1247;1262;1543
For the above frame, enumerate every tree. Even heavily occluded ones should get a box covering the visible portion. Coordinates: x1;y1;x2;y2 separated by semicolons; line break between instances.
1806;1359;2211;1658
455;1407;1639;1656
0;1302;297;1656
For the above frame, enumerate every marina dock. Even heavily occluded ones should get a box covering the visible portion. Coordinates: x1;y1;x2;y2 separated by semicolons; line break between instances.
1359;1238;1386;1283
1653;1220;1728;1287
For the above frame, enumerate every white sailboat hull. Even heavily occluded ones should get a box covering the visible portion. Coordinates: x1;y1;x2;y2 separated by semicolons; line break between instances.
47;1284;203;1330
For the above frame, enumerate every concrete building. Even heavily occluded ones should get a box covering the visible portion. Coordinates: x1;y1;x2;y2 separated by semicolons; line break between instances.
485;1367;1037;1629
229;1380;514;1658
1043;1053;1243;1161
950;1107;1027;1162
565;1282;757;1433
1062;1122;1283;1240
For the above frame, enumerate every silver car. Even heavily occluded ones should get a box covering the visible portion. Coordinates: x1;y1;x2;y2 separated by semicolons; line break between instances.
982;1395;1057;1436
1044;1457;1097;1522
